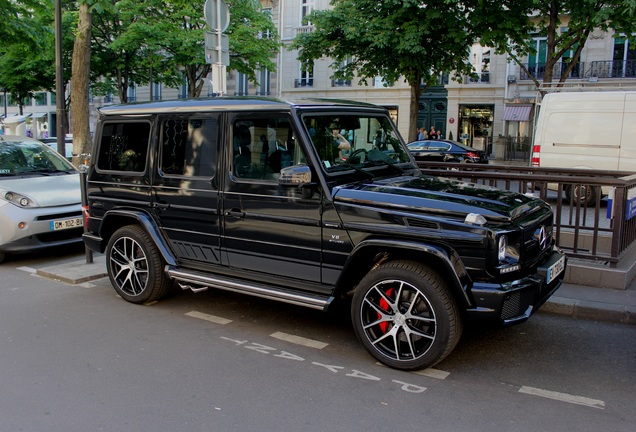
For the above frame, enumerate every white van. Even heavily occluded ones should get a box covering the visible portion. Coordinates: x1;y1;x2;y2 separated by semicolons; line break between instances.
531;91;636;203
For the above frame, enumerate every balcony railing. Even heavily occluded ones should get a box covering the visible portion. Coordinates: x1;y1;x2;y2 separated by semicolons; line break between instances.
294;25;315;36
519;62;584;80
588;60;636;78
515;60;636;81
294;78;314;88
464;72;491;84
331;79;352;87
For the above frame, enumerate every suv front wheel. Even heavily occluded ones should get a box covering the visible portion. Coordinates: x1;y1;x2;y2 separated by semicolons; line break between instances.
352;260;462;371
106;225;171;304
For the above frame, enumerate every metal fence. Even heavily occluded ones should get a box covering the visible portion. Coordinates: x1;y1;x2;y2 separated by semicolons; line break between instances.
417;162;636;267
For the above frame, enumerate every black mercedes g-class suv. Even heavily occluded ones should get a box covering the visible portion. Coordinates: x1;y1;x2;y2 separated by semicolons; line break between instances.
83;97;566;371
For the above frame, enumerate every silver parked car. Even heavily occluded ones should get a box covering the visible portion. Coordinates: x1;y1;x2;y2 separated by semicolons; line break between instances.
0;135;83;263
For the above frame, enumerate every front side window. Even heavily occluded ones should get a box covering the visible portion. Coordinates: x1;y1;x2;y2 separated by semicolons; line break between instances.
301;113;410;173
159;117;217;177
96;122;150;172
231;114;305;181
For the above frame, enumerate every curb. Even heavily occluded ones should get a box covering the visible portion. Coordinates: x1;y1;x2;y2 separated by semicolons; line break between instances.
542;296;636;325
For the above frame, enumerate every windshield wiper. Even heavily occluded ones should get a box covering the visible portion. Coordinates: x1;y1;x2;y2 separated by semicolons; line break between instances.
366;158;409;175
329;161;375;180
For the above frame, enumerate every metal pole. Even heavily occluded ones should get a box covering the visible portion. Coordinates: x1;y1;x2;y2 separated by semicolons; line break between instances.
54;0;66;155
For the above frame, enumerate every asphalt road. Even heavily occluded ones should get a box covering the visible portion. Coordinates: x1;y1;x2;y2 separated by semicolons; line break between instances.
1;248;635;432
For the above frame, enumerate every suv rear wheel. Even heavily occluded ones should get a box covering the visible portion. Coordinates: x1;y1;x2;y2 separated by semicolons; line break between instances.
106;225;171;304
352;260;462;371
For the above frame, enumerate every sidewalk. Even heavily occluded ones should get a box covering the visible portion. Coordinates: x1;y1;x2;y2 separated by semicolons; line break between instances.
35;255;636;326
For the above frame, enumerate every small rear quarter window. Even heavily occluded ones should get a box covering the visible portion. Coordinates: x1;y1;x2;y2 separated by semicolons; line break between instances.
96;122;150;172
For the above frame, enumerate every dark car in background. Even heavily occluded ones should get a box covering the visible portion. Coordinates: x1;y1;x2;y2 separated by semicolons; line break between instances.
408;139;488;164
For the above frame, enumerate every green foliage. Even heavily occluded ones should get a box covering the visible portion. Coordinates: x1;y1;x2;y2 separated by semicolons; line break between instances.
479;0;636;85
90;0;280;99
291;0;477;91
0;0;57;111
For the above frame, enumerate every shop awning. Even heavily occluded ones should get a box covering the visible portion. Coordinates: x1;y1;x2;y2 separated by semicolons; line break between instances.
503;105;532;121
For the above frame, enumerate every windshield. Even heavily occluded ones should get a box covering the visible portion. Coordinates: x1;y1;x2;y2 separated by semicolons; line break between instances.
301;113;412;174
0;139;76;176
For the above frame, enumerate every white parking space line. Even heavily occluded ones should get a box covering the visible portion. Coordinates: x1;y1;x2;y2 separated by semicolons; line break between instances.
185;310;232;325
519;386;605;410
270;331;329;349
413;368;450;380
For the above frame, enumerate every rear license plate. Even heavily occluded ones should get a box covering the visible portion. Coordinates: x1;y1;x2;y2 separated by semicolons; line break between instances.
546;255;566;284
50;217;83;231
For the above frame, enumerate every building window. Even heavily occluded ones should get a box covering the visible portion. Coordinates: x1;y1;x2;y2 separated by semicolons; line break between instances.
104;93;113;103
256;67;271;95
301;0;314;25
613;36;636;78
295;61;314;87
127;84;137;102
332;57;352;87
152;82;162;101
179;73;189;99
34;92;48;106
7;94;18;106
235;72;249;96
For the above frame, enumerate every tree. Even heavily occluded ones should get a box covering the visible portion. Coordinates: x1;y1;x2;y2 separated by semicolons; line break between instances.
480;0;636;88
0;0;55;114
124;0;280;98
70;1;93;163
291;0;482;141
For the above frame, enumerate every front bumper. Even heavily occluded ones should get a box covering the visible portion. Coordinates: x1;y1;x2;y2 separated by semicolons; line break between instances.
465;250;567;325
0;202;83;254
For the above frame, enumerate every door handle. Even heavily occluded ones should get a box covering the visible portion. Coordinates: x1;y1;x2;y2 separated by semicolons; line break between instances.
153;201;170;209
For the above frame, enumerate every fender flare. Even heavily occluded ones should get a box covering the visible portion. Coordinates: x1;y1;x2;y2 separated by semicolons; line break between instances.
100;209;177;266
342;238;472;307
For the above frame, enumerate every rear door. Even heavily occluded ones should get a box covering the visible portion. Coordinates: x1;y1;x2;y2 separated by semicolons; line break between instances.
221;111;324;290
152;115;222;265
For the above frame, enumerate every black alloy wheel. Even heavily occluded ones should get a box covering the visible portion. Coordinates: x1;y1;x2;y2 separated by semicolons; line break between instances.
352;260;462;371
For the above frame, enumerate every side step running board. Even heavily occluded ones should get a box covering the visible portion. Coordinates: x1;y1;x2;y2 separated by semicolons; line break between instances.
166;266;333;311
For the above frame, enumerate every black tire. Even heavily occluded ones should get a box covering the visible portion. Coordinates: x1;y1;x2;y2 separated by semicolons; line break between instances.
106;225;171;304
0;252;5;264
566;184;596;206
351;260;462;371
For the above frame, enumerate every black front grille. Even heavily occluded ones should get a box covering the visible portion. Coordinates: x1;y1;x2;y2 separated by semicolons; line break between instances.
35;211;83;222
501;289;535;320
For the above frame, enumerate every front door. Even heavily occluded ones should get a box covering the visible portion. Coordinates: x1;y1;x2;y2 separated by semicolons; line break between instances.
222;112;324;290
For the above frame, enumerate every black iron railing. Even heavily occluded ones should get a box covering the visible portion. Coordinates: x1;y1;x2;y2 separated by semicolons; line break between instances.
416;162;636;266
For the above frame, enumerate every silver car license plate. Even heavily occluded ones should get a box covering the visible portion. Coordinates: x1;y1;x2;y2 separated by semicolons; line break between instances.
50;217;83;231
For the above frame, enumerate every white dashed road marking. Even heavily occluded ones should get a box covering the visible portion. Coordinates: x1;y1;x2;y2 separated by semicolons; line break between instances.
414;368;450;380
519;386;605;410
270;331;329;349
185;310;232;325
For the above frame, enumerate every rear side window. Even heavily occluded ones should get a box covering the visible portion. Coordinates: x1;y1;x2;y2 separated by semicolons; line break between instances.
96;122;150;172
159;117;218;177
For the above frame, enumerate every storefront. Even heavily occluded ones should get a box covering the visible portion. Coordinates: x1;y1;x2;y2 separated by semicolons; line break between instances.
458;105;494;155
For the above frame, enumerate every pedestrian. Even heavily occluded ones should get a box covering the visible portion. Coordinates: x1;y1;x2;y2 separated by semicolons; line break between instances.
429;126;438;140
417;127;425;141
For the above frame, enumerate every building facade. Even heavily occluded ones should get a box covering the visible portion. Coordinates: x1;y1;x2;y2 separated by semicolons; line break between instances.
2;1;635;161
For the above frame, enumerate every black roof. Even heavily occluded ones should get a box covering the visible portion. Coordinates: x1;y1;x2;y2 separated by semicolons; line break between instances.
98;96;382;116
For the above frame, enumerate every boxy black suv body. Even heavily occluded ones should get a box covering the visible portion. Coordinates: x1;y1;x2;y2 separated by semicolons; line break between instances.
83;97;566;371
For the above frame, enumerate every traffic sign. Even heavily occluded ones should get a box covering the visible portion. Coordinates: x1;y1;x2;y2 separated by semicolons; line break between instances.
204;0;230;32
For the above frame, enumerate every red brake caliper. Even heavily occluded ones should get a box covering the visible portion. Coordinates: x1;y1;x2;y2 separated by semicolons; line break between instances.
378;288;393;333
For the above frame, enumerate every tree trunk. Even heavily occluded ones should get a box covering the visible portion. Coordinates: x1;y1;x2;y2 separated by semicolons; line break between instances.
70;3;92;167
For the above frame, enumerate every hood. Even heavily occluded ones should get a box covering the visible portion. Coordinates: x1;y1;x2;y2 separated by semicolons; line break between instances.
332;175;546;222
0;173;81;207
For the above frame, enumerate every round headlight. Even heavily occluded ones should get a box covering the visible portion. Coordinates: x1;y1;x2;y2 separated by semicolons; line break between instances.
498;235;508;262
5;192;14;201
19;197;29;206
